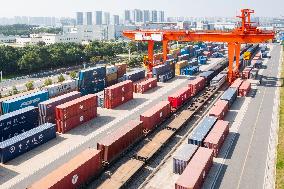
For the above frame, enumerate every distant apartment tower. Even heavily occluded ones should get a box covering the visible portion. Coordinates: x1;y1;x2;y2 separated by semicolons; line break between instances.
76;12;83;25
151;10;158;22
124;10;131;23
94;11;103;25
103;12;110;25
84;12;92;25
158;11;165;22
134;9;143;23
143;10;150;23
113;15;120;25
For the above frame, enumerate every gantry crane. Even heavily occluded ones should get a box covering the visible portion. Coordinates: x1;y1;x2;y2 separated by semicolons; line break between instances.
123;9;274;83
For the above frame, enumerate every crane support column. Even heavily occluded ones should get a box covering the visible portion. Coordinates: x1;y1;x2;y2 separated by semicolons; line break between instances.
148;40;154;70
163;40;169;62
227;42;236;83
235;42;241;77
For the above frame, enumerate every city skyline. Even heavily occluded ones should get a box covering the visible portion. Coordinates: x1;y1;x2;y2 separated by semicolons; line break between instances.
0;0;283;18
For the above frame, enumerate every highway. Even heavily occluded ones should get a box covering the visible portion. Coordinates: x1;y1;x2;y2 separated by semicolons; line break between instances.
203;44;282;189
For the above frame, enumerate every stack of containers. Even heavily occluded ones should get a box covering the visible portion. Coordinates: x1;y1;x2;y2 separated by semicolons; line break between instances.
38;91;81;124
0;106;39;142
175;147;214;189
55;94;97;133
250;68;259;79
208;99;229;120
124;69;145;82
158;70;174;82
230;78;243;94
168;87;191;109
169;48;180;59
140;101;171;132
134;78;157;94
115;63;127;82
96;91;105;108
198;56;207;65
173;144;198;174
175;60;188;76
239;80;251;97
0;89;40;115
180;66;199;76
43;80;78;98
220;88;238;107
0;123;56;163
1;90;49;114
210;74;226;89
106;65;118;87
152;64;171;81
78;66;106;95
188;116;218;146
29;148;102;189
241;67;252;79
203;120;229;157
199;71;215;85
97;120;144;164
188;77;206;96
104;80;133;109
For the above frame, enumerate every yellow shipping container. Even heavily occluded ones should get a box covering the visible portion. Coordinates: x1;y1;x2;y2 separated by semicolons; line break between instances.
175;60;188;75
106;72;118;82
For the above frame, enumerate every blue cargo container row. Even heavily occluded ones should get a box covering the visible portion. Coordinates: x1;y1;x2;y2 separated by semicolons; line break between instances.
221;87;238;107
198;56;207;65
78;66;106;81
199;71;215;85
79;79;106;95
2;91;49;114
180;66;199;76
123;69;145;82
188;116;217;146
0;106;39;142
0;123;56;163
158;70;175;82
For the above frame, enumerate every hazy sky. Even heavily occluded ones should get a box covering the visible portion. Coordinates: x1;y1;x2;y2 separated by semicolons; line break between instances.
0;0;283;18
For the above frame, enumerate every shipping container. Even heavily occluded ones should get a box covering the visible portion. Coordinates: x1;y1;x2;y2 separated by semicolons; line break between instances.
230;78;243;94
43;80;78;98
0;123;56;163
115;63;127;78
96;91;105;108
208;100;229;120
152;64;171;78
173;144;198;174
168;87;191;109
97;120;143;164
106;65;118;75
250;69;259;79
124;69;145;82
239;80;251;97
188;77;206;96
78;66;106;81
175;147;214;189
0;106;38;142
210;74;226;89
199;71;215;85
2;90;49;114
140;101;171;132
79;79;106;95
134;78;157;94
175;61;188;75
29;148;102;189
55;94;97;121
203;120;229;157
220;88;238;107
188;116;217;146
158;70;175;82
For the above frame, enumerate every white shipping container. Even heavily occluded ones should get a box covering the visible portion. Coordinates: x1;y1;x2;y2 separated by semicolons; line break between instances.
43;80;78;98
106;65;118;75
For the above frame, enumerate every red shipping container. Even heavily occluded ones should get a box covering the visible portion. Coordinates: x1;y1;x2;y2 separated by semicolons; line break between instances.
230;78;243;93
188;77;206;96
203;120;229;157
56;107;97;133
135;78;157;93
239;80;251;97
241;67;252;79
140;101;171;132
55;94;97;121
175;147;213;189
104;91;133;109
168;87;191;109
97;120;143;163
29;148;102;189
133;78;148;92
208;99;229;120
147;72;153;78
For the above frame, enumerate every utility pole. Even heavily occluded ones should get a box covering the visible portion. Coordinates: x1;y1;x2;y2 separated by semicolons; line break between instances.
0;71;2;82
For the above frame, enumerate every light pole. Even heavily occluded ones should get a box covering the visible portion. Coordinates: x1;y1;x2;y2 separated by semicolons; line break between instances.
0;71;2;82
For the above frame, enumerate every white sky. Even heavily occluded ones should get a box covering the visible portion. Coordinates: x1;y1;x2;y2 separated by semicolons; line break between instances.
0;0;283;17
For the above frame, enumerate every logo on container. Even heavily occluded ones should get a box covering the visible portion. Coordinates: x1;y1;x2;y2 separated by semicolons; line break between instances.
20;98;41;107
160;112;163;117
80;116;84;122
72;174;79;184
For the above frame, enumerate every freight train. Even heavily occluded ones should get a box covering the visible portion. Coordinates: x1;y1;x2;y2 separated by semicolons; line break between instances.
29;44;259;189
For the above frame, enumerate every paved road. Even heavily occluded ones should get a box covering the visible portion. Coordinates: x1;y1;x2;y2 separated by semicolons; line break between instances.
203;44;281;189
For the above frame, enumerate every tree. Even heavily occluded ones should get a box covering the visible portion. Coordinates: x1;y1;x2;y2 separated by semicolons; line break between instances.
12;86;18;95
44;78;53;86
69;71;77;79
25;81;34;91
57;74;65;82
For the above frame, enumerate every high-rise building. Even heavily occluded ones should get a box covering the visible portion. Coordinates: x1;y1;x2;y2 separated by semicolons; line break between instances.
143;10;150;23
113;15;120;25
94;11;103;25
84;12;92;25
103;12;110;25
124;10;131;23
151;10;158;22
134;9;143;23
158;11;165;22
76;12;83;25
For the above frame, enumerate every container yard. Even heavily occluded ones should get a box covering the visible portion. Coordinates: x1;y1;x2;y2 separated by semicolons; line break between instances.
0;8;282;189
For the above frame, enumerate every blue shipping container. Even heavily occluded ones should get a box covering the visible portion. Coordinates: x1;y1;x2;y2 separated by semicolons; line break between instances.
0;106;39;142
199;71;215;85
188;116;217;146
221;87;237;107
79;66;106;81
79;79;105;95
0;123;56;163
124;69;145;82
2;91;49;114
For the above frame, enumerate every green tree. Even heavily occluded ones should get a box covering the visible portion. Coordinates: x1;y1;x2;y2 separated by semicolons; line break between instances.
12;86;18;95
57;74;65;82
69;71;77;79
25;81;34;91
44;78;53;86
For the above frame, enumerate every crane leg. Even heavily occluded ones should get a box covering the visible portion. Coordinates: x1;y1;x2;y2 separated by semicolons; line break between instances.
163;40;169;62
235;42;241;77
227;42;235;83
148;40;154;71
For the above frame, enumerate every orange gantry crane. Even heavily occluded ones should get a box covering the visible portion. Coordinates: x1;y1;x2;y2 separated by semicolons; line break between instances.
123;9;274;83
